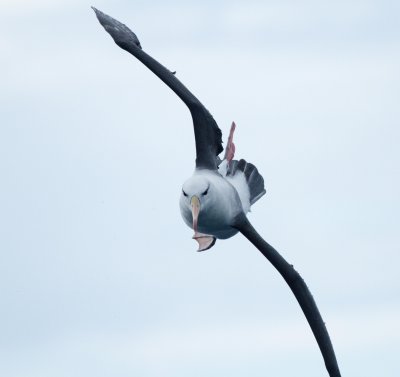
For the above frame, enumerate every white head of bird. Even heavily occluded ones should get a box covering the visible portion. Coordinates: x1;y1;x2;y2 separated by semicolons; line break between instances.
179;169;245;250
180;173;212;237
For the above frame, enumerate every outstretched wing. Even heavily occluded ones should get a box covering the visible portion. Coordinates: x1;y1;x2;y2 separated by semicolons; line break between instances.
92;7;223;170
232;214;342;377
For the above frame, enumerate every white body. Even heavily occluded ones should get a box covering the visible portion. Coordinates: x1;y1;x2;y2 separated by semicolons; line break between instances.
179;163;251;239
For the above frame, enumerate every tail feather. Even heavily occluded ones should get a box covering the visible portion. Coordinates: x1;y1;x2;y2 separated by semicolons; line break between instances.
227;159;266;205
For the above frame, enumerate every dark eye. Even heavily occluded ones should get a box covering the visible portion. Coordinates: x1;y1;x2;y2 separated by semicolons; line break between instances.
202;187;209;196
182;190;188;197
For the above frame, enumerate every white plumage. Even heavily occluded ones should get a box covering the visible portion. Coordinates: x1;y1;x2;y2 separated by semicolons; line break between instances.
180;169;242;240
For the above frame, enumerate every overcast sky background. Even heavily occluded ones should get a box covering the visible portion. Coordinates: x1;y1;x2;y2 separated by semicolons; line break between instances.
1;1;399;376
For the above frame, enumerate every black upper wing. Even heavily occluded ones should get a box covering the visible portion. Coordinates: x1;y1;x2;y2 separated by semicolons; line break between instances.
92;7;223;170
232;214;342;377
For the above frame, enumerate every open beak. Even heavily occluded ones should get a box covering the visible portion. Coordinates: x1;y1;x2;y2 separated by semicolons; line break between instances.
190;195;216;252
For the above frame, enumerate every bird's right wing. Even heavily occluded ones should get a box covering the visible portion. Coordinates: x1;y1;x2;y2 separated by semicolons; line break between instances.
92;8;223;170
232;214;342;377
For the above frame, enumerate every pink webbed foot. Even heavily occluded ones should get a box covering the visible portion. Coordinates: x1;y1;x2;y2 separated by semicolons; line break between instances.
224;121;236;164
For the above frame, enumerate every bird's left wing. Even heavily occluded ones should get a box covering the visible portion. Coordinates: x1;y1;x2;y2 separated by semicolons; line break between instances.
232;213;342;377
92;7;223;170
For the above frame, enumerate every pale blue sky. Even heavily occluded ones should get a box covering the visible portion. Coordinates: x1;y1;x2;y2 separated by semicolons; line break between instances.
1;1;399;376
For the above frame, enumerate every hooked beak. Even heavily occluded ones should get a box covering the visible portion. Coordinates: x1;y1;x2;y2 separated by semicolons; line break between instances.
190;195;215;252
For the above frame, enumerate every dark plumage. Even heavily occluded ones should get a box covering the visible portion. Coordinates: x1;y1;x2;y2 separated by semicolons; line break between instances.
92;7;223;170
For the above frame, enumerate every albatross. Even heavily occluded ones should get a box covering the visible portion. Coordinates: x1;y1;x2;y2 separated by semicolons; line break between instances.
92;8;342;377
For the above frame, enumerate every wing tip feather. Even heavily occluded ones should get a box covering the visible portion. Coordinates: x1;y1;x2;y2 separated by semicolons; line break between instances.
92;6;142;49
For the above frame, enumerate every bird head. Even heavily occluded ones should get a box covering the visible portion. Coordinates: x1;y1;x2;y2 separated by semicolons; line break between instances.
180;175;216;251
181;175;210;230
